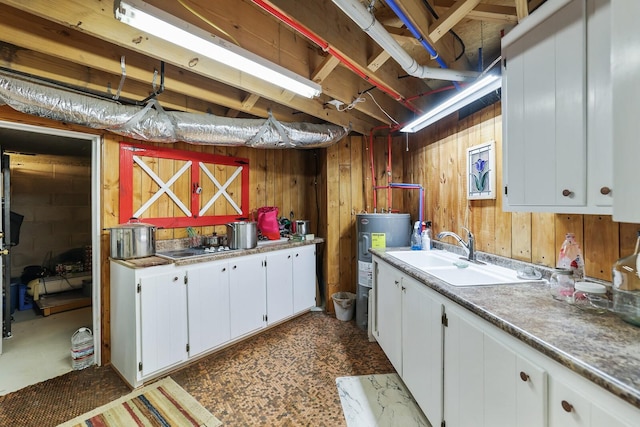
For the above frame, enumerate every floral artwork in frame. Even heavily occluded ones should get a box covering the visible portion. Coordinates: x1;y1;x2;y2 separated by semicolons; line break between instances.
467;141;496;200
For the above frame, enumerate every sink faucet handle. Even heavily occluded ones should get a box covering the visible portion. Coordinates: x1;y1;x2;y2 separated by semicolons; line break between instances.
462;226;473;239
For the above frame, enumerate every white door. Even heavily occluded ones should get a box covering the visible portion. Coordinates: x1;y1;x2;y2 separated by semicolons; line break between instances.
402;276;444;425
292;245;316;313
0;153;5;355
444;306;485;427
186;260;230;357
140;270;188;377
229;254;266;338
374;262;402;373
503;0;586;209
266;250;293;325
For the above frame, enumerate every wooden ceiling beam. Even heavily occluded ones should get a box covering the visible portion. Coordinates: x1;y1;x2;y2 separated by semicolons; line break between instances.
429;0;483;43
514;0;529;22
311;55;340;84
263;0;430;102
390;0;473;71
0;0;380;133
432;0;518;24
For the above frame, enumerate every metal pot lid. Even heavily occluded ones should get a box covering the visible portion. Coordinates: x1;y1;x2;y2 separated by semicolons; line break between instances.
108;217;157;229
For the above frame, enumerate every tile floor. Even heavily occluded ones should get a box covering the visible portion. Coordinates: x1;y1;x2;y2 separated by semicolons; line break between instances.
0;306;93;395
0;311;396;427
337;373;429;426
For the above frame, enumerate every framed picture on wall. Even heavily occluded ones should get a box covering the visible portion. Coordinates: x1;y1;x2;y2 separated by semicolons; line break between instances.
467;141;496;200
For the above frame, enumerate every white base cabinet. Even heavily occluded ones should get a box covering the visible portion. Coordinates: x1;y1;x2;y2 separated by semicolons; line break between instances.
111;263;188;388
401;274;444;425
186;260;231;358
374;261;403;373
372;256;640;427
373;261;444;424
265;245;317;326
111;243;317;388
444;302;547;427
292;245;316;313
266;250;294;325
229;253;267;338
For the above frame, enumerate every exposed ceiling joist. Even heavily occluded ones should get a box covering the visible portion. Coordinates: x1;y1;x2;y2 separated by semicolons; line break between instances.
429;0;483;43
0;0;529;138
433;0;517;24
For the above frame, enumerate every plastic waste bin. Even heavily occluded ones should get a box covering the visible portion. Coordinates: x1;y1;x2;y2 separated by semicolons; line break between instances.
332;292;356;321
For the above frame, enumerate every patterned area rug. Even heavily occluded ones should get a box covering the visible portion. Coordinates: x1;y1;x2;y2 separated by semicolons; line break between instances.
336;374;430;427
57;377;221;427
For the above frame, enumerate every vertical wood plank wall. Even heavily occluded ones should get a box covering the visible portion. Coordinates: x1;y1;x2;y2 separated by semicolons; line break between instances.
322;103;640;313
4;102;640;346
0;106;318;364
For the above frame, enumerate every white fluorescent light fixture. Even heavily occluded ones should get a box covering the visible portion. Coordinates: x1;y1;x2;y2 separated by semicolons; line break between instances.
401;74;502;133
114;0;322;99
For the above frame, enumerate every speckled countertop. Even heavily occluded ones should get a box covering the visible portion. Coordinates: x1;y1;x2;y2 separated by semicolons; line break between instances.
370;244;640;410
113;238;323;269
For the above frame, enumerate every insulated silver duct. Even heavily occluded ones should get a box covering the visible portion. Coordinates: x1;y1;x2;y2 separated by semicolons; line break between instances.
0;74;349;148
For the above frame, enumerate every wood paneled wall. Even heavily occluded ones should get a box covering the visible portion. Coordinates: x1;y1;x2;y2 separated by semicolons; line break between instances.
322;103;640;313
0;105;319;364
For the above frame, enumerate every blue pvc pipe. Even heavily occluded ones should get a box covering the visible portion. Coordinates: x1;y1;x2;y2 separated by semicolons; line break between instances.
385;0;461;90
389;183;424;225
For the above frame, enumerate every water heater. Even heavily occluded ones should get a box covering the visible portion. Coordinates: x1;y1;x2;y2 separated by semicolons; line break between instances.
356;213;411;330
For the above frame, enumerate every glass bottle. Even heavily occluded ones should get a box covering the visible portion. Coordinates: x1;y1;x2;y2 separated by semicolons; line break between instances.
612;231;640;326
550;268;575;302
558;233;584;281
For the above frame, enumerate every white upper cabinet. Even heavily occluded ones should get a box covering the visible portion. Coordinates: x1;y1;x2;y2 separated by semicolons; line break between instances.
502;0;613;214
611;0;640;222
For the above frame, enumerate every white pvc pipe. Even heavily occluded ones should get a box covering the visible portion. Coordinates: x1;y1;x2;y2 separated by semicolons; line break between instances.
331;0;480;81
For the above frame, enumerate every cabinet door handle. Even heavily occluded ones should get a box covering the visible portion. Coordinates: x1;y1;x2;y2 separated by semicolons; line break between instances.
288;255;291;259
173;276;179;282
562;189;573;197
600;186;612;195
222;268;226;272
401;286;406;292
519;371;529;382
394;280;400;287
296;253;299;257
561;400;574;413
233;265;237;270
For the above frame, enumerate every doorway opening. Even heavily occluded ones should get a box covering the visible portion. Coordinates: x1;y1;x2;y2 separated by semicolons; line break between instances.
0;121;101;395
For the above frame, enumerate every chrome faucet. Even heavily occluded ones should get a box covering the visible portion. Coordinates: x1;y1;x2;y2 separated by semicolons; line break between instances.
437;227;481;263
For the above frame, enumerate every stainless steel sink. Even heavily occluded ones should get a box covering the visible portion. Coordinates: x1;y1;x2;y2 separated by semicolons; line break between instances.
156;247;241;260
386;250;545;287
156;248;207;259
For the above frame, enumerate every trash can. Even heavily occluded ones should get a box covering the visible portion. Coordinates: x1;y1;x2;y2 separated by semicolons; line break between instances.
332;292;356;321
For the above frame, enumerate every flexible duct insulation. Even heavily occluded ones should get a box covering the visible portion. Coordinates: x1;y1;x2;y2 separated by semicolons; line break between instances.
0;74;349;148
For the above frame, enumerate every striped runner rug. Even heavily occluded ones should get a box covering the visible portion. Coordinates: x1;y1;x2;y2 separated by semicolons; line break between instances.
57;377;221;427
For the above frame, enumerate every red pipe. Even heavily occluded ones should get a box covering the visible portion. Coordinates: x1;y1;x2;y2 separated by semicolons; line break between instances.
406;84;459;102
251;0;422;114
369;130;377;210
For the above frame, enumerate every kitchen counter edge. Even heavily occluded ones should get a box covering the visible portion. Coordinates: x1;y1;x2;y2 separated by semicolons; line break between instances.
112;238;324;269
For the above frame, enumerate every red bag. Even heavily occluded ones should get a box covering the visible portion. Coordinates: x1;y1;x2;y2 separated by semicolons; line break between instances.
257;206;280;240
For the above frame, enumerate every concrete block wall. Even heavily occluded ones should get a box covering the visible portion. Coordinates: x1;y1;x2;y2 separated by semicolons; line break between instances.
9;154;91;278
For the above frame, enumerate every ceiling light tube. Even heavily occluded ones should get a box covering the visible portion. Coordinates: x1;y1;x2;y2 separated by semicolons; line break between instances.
114;0;322;99
400;74;502;133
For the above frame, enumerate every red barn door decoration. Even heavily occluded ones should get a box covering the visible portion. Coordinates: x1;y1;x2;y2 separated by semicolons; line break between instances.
119;143;250;228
